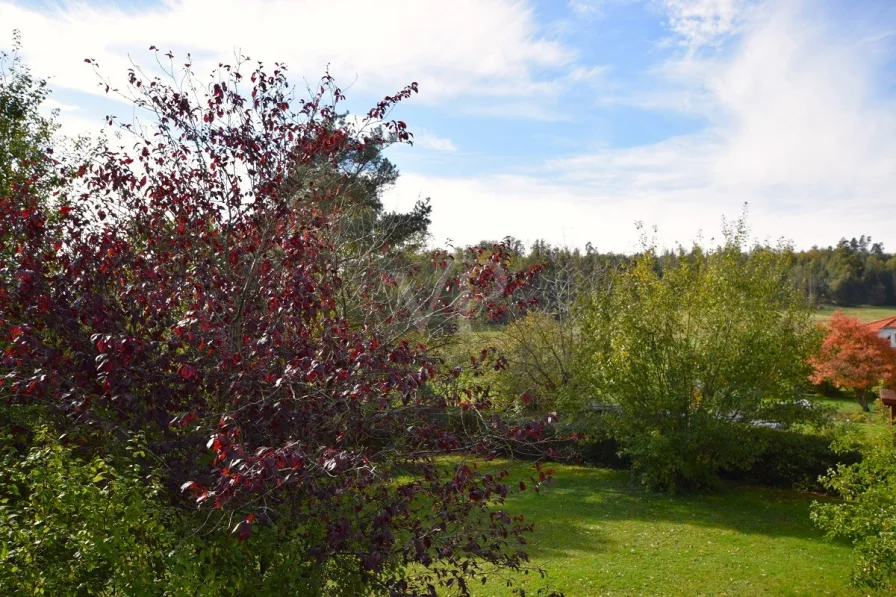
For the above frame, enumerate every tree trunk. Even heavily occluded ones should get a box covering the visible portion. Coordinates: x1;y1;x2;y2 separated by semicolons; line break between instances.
857;388;871;412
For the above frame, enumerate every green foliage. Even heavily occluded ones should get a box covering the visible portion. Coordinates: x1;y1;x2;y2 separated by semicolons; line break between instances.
286;114;431;250
722;425;860;491
576;219;822;491
518;232;896;319
0;30;58;195
812;422;896;590
0;425;173;596
488;311;583;411
0;417;371;596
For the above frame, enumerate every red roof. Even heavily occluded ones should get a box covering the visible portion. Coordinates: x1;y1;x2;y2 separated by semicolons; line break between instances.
865;315;896;333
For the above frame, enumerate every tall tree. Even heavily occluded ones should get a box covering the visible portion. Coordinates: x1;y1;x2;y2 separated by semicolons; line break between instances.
809;311;896;411
283;113;431;250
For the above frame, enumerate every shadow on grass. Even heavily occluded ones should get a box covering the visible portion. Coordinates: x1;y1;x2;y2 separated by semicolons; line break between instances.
499;464;848;548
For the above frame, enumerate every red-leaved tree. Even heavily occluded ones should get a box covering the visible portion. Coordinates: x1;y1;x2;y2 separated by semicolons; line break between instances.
0;50;560;595
809;311;896;411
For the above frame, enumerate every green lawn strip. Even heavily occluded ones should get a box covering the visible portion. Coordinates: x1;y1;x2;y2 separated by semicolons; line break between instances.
807;394;891;442
459;462;883;597
811;395;867;416
812;305;896;324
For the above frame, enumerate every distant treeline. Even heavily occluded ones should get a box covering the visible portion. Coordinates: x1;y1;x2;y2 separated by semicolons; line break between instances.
789;236;896;306
487;235;896;311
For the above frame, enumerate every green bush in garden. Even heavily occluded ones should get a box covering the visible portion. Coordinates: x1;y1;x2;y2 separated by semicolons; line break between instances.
575;219;822;492
0;423;354;596
812;419;896;590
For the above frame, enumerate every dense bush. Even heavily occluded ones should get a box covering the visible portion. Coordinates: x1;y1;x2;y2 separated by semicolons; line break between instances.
811;422;896;590
0;418;370;596
720;425;860;491
553;409;854;489
0;420;175;596
575;219;823;492
483;312;582;412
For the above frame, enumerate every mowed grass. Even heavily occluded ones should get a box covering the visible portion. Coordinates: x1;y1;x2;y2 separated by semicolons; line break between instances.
809;393;876;422
812;305;896;323
808;394;892;443
467;463;883;597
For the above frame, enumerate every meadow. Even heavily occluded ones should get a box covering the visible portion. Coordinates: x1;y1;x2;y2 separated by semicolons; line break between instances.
475;463;883;597
461;390;892;597
812;305;896;323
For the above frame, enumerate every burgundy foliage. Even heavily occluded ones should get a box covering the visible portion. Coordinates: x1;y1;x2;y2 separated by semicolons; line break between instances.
1;51;558;595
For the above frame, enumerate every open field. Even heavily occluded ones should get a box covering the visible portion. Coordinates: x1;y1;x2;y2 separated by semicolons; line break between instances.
474;463;883;597
812;305;896;323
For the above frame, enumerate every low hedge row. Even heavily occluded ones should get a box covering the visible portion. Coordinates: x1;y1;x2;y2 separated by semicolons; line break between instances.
719;426;861;491
437;408;860;492
564;416;859;492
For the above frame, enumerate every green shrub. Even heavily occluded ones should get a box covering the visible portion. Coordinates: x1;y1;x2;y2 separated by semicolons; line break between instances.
721;426;860;491
559;412;854;490
575;220;822;492
0;428;174;596
489;311;582;412
811;425;896;590
0;426;351;597
433;313;583;414
620;418;771;492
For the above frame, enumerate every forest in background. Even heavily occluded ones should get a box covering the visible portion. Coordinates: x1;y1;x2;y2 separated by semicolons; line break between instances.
472;234;896;316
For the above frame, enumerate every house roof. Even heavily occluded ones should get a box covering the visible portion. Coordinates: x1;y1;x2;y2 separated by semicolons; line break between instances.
864;315;896;333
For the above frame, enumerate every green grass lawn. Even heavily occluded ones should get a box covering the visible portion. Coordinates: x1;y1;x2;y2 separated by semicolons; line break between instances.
807;393;891;441
812;305;896;323
809;394;872;420
468;463;884;597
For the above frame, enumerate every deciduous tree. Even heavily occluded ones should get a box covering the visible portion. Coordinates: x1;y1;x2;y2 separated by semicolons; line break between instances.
0;48;554;595
809;311;896;411
0;31;57;195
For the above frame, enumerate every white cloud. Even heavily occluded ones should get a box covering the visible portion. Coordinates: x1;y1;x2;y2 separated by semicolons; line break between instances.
565;65;609;83
411;129;457;152
706;2;896;197
42;97;80;112
656;0;754;49
5;0;894;253
0;0;578;105
385;170;828;253
388;0;896;252
387;157;895;254
463;100;576;122
567;0;638;20
568;0;606;18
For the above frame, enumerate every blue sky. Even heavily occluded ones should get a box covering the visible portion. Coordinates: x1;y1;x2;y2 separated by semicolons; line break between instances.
3;0;896;252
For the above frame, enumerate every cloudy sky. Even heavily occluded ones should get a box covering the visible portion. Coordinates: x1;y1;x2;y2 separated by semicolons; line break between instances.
3;0;895;252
